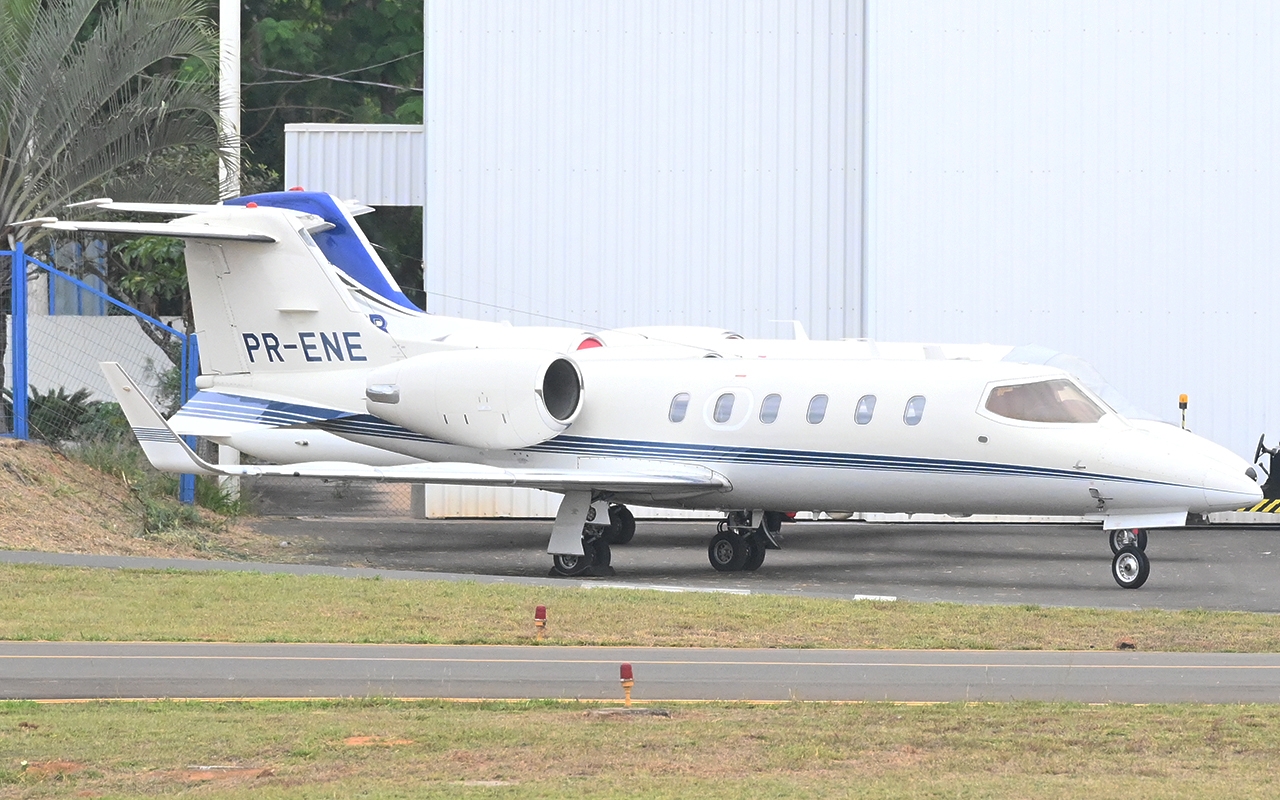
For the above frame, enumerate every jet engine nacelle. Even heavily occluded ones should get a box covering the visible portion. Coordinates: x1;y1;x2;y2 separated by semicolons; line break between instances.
364;349;583;450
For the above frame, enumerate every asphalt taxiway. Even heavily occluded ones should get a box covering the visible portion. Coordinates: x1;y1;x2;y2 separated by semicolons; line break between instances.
244;518;1280;612
6;519;1280;702
6;642;1280;703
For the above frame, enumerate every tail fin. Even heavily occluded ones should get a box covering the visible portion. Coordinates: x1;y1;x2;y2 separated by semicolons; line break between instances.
45;196;421;378
227;192;420;313
182;203;418;377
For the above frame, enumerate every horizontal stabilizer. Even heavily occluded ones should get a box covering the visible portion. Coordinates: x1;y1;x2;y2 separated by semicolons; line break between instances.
100;363;728;495
66;198;221;215
39;220;276;243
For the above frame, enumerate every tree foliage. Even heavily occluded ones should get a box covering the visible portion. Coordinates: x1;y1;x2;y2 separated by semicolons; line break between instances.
242;0;422;172
0;0;226;246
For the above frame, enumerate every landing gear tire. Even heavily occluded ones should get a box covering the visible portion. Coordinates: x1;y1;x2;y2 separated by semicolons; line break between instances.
709;531;749;572
592;539;612;568
605;504;636;545
1109;528;1148;555
1112;545;1150;589
551;540;597;578
742;535;767;571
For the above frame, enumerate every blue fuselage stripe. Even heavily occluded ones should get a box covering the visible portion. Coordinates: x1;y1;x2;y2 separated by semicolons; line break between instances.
178;396;1184;490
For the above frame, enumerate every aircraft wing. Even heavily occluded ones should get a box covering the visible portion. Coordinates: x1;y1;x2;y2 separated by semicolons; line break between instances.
37;220;276;243
101;363;728;495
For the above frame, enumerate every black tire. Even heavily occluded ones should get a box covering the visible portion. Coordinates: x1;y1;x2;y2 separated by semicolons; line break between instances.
1109;528;1148;555
592;539;612;567
551;541;597;577
708;531;749;572
605;504;636;545
742;536;767;571
1112;545;1150;589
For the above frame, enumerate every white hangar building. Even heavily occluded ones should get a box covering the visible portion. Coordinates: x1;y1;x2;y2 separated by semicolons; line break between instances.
287;1;1280;519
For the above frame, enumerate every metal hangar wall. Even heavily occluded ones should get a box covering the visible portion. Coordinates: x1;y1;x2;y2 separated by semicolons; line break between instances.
288;0;1280;462
422;0;867;340
863;0;1280;456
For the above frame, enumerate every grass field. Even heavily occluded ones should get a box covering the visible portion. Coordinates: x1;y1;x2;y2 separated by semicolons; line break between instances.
3;699;1280;799
6;563;1280;797
3;563;1280;651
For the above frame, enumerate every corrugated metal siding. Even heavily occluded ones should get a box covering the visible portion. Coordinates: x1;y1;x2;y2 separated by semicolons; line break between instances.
284;124;424;205
864;0;1280;457
423;0;865;338
420;486;719;519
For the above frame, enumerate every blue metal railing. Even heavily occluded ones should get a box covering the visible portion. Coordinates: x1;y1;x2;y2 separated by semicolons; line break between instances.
2;245;197;503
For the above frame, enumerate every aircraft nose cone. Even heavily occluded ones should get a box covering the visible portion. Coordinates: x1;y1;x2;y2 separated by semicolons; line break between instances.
1202;467;1263;512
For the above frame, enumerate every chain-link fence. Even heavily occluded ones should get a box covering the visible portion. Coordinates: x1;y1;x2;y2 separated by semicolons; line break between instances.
4;242;417;517
2;243;197;503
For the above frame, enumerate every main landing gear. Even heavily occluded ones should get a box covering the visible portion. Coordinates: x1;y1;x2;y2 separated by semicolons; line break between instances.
1109;528;1151;589
548;498;634;578
708;510;784;572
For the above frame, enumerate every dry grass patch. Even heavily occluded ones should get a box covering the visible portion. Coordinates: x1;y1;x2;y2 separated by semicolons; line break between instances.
0;439;284;561
2;700;1280;798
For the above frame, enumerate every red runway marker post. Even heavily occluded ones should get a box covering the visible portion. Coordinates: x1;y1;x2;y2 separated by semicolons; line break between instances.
620;663;635;707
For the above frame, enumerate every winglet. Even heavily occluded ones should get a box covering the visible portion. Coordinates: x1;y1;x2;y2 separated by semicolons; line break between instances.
99;362;218;476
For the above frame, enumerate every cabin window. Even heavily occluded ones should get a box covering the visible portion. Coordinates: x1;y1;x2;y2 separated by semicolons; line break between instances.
669;393;691;422
855;395;876;425
807;394;828;424
903;395;926;426
759;393;782;424
713;393;735;423
985;379;1105;424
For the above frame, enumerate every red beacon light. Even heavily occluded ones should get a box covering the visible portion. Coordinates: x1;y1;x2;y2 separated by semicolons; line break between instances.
577;336;604;350
533;605;547;641
245;202;258;208
288;186;305;191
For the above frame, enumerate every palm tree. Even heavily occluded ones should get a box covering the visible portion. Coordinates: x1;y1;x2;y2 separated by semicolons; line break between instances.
0;0;224;429
1;0;223;245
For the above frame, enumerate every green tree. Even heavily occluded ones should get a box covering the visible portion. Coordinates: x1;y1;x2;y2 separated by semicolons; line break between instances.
241;0;424;303
241;0;422;172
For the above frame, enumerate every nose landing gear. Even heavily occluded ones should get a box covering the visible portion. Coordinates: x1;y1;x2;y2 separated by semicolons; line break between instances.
1111;544;1150;589
1108;528;1148;555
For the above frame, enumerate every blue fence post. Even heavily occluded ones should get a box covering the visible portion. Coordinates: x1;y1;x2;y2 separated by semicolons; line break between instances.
11;243;28;440
178;334;198;505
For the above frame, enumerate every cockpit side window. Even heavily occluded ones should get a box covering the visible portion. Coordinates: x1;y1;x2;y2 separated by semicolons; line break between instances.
985;379;1105;424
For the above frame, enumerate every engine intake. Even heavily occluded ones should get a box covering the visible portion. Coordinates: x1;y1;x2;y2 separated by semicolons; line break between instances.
364;349;583;450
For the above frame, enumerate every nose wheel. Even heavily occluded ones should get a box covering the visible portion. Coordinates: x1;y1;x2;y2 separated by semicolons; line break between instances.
1111;545;1150;589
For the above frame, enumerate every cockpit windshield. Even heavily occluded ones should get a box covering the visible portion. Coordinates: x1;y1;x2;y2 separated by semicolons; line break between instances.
985;379;1106;424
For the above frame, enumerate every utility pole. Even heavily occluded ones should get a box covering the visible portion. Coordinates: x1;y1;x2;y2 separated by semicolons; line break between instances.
218;0;241;198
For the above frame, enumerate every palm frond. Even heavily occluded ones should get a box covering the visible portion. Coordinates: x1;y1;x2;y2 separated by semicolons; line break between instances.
0;0;223;242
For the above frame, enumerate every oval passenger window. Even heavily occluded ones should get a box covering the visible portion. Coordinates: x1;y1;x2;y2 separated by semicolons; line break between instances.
855;395;876;425
760;393;781;424
713;393;735;423
903;395;926;426
669;393;690;423
807;394;828;424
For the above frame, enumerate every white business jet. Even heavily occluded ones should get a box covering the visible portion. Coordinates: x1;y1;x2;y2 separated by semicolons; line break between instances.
37;192;1261;589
